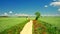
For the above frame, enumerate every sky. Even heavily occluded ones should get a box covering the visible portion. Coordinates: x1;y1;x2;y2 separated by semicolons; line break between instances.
0;0;60;16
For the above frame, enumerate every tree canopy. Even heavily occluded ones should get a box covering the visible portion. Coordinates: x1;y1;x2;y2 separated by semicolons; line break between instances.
35;12;41;20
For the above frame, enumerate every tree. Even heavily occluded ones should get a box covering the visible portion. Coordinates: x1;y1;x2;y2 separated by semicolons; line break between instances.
35;12;40;20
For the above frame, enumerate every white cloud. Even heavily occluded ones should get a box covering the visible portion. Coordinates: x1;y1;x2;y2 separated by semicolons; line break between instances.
4;13;8;16
50;2;60;6
58;8;60;11
17;14;29;16
42;14;60;16
9;11;12;13
44;5;48;7
53;0;60;2
15;13;18;15
53;0;57;1
58;0;60;1
14;13;28;16
14;13;34;16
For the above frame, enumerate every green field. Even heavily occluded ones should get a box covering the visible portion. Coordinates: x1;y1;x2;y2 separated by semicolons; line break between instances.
39;16;60;29
32;16;60;34
0;17;28;33
0;16;60;34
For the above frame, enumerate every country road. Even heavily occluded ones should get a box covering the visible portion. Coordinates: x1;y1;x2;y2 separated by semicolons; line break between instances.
20;20;33;34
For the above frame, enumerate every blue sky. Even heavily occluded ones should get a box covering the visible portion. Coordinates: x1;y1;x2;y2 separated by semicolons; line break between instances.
0;0;60;16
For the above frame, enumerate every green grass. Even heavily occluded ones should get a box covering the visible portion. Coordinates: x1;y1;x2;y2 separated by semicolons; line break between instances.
0;20;28;34
0;17;27;33
39;16;60;29
0;16;60;34
33;16;60;34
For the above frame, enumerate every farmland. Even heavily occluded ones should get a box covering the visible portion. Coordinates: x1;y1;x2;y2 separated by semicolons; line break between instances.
0;17;28;34
33;16;60;34
0;16;60;34
39;16;60;29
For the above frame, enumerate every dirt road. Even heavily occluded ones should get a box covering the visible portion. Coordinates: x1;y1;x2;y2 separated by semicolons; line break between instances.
20;20;33;34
